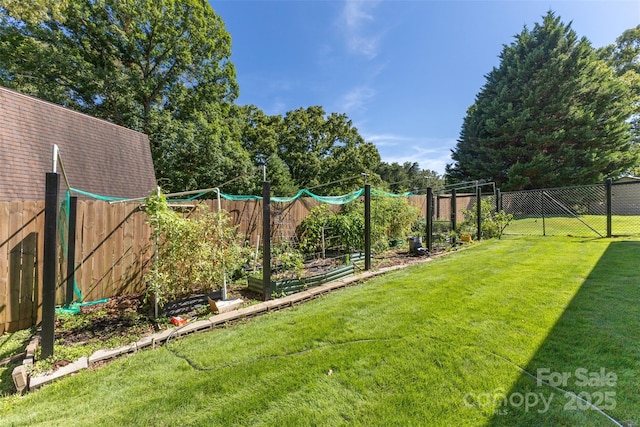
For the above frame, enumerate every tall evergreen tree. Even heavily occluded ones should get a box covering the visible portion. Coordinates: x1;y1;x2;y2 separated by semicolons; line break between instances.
447;12;638;190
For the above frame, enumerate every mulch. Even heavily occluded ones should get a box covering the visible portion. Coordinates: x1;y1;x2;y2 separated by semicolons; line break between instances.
54;248;445;348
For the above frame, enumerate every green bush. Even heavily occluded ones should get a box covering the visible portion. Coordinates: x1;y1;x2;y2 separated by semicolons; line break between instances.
368;196;419;252
460;200;513;239
298;196;419;255
144;192;248;308
297;205;363;256
271;241;305;279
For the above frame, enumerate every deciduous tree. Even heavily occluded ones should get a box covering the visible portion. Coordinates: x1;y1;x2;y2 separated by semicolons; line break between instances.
375;162;444;193
1;0;69;23
0;0;242;192
235;105;381;195
600;25;640;150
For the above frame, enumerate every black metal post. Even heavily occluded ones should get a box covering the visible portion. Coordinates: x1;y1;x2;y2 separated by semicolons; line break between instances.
541;191;546;236
65;196;78;307
605;178;612;238
41;172;59;359
496;189;501;213
476;186;482;240
451;188;457;232
262;181;271;301
364;184;371;271
426;187;433;252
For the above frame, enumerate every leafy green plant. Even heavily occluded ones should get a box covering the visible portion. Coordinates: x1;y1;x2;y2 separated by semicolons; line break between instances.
297;205;336;256
368;196;419;252
411;216;426;235
297;205;363;257
144;192;248;308
460;200;514;239
493;210;514;239
299;196;419;256
271;241;305;279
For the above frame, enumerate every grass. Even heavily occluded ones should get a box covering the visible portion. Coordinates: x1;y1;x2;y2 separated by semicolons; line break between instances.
0;236;638;426
504;214;640;237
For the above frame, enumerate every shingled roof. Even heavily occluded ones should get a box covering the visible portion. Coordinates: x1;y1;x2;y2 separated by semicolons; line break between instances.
0;86;156;201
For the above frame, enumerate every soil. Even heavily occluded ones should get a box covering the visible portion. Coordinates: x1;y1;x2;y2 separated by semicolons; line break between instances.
53;247;445;349
55;295;158;346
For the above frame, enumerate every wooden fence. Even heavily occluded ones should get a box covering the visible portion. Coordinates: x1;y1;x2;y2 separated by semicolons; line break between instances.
0;197;323;333
0;200;153;334
0;193;473;333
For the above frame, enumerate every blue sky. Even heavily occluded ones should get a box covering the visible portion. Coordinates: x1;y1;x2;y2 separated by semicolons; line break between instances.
211;1;640;175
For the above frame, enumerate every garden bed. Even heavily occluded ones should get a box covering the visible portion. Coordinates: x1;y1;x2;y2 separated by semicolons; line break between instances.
248;263;355;296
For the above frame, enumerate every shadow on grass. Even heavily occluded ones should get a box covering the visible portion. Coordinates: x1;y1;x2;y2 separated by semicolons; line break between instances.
488;241;640;427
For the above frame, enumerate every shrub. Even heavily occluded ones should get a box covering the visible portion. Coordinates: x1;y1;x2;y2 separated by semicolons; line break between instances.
298;196;419;256
460;200;513;239
368;196;419;252
297;205;363;257
271;241;305;279
144;192;247;308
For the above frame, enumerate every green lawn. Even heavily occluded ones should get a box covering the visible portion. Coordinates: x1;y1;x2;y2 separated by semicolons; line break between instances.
504;215;640;237
1;236;638;426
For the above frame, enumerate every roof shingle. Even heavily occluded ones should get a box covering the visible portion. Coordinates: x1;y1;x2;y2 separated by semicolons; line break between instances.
0;87;156;201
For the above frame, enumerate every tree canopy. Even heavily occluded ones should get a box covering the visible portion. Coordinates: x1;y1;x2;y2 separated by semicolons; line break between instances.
447;12;638;191
0;0;69;23
235;105;382;196
600;25;640;150
0;0;251;193
375;162;443;193
0;1;437;196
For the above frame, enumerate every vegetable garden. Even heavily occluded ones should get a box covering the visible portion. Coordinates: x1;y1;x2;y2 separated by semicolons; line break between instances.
2;170;640;399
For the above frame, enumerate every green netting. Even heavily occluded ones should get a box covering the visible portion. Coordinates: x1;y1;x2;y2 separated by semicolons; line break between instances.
371;189;414;197
70;187;131;202
219;193;262;201
55;299;109;316
265;188;366;204
304;188;365;204
70;186;414;204
58;190;82;301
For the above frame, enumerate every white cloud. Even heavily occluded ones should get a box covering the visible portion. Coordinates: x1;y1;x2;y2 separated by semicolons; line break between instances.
267;99;288;116
340;0;382;59
363;133;412;146
365;133;457;174
340;85;376;112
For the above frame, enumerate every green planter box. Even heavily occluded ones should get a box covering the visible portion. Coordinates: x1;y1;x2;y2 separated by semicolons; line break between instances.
247;264;355;296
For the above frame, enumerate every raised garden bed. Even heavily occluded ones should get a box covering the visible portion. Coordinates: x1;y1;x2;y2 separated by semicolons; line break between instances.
248;263;355;296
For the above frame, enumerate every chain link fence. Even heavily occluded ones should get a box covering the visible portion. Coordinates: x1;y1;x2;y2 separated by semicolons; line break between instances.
500;180;640;237
611;181;640;236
